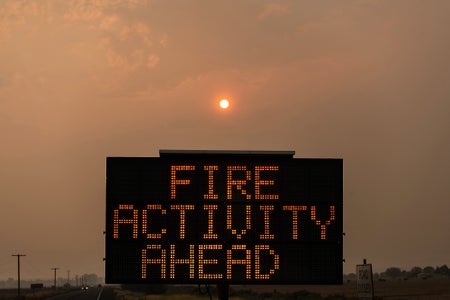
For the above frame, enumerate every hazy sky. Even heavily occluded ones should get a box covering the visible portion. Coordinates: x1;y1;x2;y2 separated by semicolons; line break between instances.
1;0;450;280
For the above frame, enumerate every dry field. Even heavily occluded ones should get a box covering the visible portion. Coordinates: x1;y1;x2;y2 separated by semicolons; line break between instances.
4;279;448;300
240;278;450;299
115;278;450;299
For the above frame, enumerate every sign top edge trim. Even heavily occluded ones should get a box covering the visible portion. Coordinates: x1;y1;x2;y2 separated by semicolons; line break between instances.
159;150;295;156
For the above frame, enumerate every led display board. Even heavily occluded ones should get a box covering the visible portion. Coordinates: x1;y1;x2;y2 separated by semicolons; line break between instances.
105;150;343;284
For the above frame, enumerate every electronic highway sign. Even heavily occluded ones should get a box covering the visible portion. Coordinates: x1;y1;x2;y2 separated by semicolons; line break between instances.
105;150;343;284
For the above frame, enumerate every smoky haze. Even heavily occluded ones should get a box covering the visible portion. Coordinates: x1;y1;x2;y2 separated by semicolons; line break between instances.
1;0;449;279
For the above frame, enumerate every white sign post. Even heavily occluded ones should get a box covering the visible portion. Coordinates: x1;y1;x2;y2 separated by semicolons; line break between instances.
356;263;374;299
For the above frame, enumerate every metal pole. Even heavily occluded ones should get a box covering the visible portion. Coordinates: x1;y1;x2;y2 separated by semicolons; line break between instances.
51;268;59;289
12;254;26;299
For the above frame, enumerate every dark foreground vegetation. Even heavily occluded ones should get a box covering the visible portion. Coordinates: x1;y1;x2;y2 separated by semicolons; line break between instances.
2;279;450;300
1;265;449;299
0;288;74;300
117;278;450;299
118;284;353;300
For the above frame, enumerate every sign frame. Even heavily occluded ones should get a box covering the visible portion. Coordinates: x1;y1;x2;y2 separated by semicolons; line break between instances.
105;150;343;285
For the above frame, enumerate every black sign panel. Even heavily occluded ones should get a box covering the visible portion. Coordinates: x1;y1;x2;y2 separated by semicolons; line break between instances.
105;151;343;284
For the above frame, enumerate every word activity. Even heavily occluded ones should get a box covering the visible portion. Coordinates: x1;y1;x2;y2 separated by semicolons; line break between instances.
112;203;337;241
106;151;343;284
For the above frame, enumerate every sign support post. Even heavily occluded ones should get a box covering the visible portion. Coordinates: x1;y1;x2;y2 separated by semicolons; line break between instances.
218;283;229;300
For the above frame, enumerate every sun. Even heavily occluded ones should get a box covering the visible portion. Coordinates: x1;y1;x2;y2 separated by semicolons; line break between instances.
219;99;229;109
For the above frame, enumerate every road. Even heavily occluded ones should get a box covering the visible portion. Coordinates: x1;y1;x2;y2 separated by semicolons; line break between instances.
46;286;114;300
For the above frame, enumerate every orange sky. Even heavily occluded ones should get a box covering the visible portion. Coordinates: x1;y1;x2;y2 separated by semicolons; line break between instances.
1;0;450;280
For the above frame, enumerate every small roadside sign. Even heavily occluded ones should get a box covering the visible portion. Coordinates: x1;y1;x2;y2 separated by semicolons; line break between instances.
356;263;374;299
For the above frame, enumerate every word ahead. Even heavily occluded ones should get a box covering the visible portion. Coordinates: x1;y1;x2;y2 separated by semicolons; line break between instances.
105;150;343;284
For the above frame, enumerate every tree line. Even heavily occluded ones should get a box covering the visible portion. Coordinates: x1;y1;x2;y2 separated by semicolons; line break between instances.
345;264;450;280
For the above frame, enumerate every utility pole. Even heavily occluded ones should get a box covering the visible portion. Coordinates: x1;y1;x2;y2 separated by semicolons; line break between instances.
51;268;59;289
12;254;26;299
67;270;70;286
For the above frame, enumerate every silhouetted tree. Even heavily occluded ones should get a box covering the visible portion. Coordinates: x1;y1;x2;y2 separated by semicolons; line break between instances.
384;267;402;278
409;266;422;278
435;265;450;276
373;272;380;280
